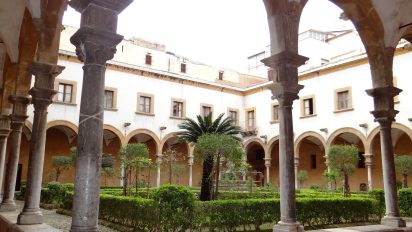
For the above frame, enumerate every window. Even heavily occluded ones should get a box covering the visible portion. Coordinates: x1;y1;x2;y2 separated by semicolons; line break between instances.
228;108;239;125
358;153;365;168
310;154;317;169
104;90;114;109
334;87;353;112
137;93;154;115
202;106;212;117
54;80;77;104
58;83;73;103
145;53;152;65
218;71;224;80
271;103;279;122
171;99;185;118
181;63;186;73
246;109;255;130
303;98;314;116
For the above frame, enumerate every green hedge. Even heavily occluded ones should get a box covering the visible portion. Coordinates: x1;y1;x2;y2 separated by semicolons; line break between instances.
399;188;412;217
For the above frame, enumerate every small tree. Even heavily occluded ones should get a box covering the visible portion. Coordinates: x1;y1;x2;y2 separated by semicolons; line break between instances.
162;147;186;184
101;153;115;186
327;144;359;197
194;133;244;200
394;155;412;188
119;143;150;196
297;170;308;188
70;146;77;166
172;164;186;184
51;156;72;182
323;168;341;191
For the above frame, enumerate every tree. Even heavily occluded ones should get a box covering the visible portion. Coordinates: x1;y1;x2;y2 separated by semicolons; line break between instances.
394;155;412;188
177;113;241;201
101;153;115;186
297;170;308;188
119;143;150;196
70;146;77;166
51;156;72;182
323;168;340;191
162;147;186;184
327;144;359;197
194;133;244;200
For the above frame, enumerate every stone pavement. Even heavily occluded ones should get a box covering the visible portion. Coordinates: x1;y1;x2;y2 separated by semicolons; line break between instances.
309;221;412;232
0;201;117;232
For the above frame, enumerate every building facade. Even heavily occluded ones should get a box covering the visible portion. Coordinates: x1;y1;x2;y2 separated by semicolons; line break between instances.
11;26;412;192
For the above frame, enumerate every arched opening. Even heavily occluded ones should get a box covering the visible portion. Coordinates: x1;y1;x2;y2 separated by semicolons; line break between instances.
296;135;326;188
370;126;412;189
102;128;123;187
14;124;32;190
245;141;265;186
127;132;159;187
329;130;366;192
161;136;189;185
43;124;78;184
269;140;279;187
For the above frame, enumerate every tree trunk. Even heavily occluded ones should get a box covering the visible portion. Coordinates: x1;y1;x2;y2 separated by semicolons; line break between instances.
343;173;350;197
403;173;408;188
200;154;214;201
55;168;60;182
214;154;221;200
123;168;128;196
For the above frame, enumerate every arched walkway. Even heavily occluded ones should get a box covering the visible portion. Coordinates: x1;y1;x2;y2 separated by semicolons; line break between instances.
160;134;190;186
295;132;327;188
102;126;124;187
268;138;279;187
244;139;266;186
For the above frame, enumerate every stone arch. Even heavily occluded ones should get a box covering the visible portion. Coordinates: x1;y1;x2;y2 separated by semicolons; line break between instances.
367;122;412;151
294;131;326;157
243;137;265;151
103;124;126;146
160;132;187;150
267;136;279;156
244;137;266;186
125;128;161;148
326;127;367;152
46;120;78;134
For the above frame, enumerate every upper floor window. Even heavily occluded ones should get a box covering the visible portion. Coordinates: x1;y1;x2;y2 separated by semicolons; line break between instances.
137;93;154;115
171;99;185;118
104;90;114;109
271;104;279;122
334;87;353;112
58;83;73;103
303;98;314;116
229;110;238;123
246;109;255;130
218;71;224;80
145;53;152;65
202;105;212;118
181;63;187;73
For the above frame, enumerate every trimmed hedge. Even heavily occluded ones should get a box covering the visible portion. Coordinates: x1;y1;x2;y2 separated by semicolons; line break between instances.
399;188;412;217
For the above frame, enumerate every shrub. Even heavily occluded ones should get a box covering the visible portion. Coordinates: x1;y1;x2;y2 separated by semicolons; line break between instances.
399;188;412;217
152;185;196;231
309;184;321;191
368;189;385;219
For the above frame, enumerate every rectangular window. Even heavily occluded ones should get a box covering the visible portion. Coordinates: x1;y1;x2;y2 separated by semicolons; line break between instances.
247;110;255;130
58;83;73;103
172;101;184;118
139;96;151;113
181;63;186;73
303;98;314;116
358;153;365;168
104;90;114;109
310;154;317;169
202;106;212;117
218;71;224;80
229;110;238;123
337;90;349;110
272;104;279;121
145;53;152;65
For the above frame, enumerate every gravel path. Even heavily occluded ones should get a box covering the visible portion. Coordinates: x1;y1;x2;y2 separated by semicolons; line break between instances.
16;201;118;232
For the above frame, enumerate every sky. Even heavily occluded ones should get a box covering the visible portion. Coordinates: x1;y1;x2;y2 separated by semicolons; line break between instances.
62;0;353;73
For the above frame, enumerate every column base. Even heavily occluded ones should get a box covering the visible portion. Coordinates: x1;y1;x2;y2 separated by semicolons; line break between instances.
0;201;17;212
70;226;98;232
273;221;305;232
381;216;406;227
17;208;43;225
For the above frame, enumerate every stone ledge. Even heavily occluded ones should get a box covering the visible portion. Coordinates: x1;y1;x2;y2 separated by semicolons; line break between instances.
309;221;412;232
0;211;61;232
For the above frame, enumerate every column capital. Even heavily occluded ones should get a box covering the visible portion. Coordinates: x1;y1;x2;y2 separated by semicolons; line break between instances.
366;86;401;125
31;62;65;89
0;115;11;138
69;0;132;14
294;157;299;166
264;158;271;167
261;51;308;69
9;95;30;118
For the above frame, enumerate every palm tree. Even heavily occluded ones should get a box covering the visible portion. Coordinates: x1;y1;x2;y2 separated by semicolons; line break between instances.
177;113;241;201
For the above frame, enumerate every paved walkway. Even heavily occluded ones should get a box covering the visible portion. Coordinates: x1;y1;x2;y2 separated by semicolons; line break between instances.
10;201;117;232
309;221;412;232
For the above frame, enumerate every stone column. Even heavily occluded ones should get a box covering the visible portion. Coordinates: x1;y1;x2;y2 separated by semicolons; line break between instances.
188;155;193;187
17;62;63;225
69;1;131;231
156;155;162;187
262;51;307;232
366;86;405;227
0;96;30;211
294;157;299;189
365;154;373;191
264;158;271;184
0;115;11;201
